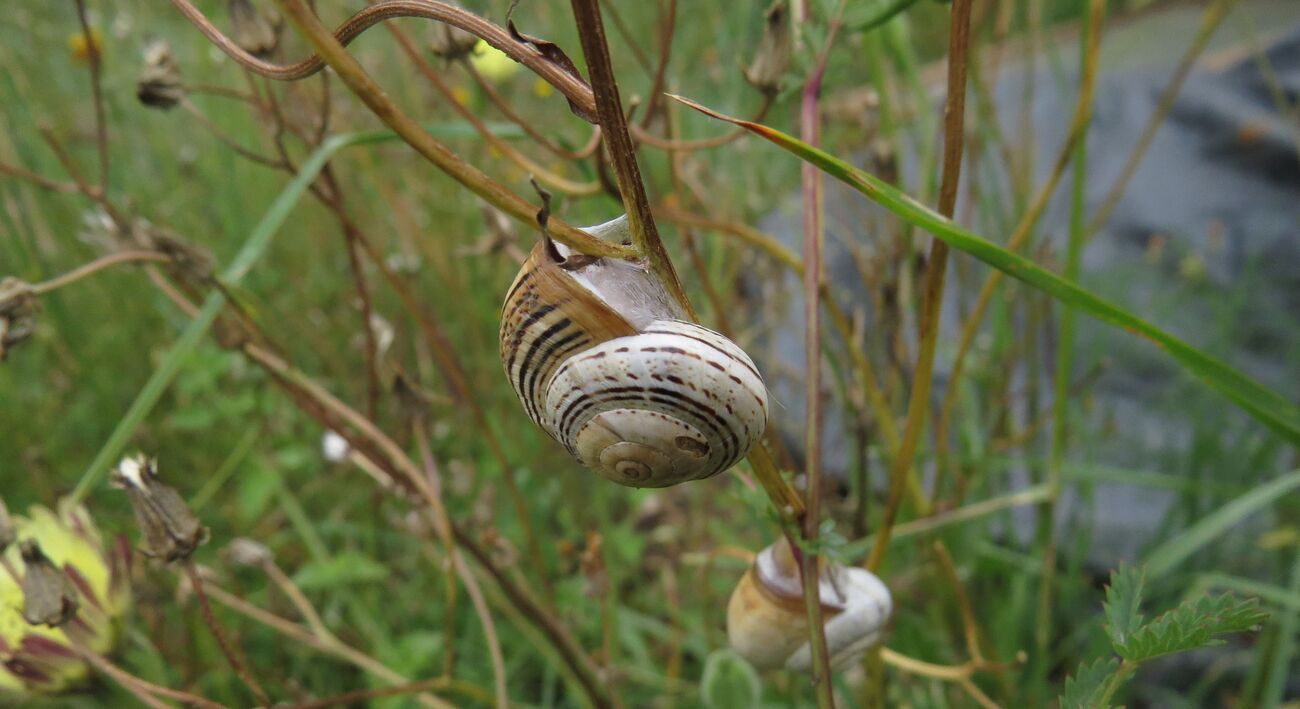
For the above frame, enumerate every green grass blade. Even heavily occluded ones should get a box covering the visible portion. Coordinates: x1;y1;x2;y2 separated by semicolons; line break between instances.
1144;469;1300;577
68;125;495;502
1262;546;1300;704
672;96;1300;445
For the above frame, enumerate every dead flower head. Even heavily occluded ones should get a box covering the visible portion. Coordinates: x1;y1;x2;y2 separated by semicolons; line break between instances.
18;541;78;628
429;20;479;61
229;0;282;58
0;278;38;362
111;454;208;563
744;1;792;96
1;499;132;696
136;40;184;110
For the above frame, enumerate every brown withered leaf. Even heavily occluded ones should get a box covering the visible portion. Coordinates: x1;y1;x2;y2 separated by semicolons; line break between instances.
504;8;596;123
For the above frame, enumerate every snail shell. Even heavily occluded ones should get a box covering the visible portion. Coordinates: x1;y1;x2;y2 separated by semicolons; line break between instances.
726;538;892;671
500;217;768;487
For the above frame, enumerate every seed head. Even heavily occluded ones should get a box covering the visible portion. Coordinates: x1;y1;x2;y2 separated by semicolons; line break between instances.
229;0;282;58
429;21;479;61
111;454;208;563
0;277;38;361
19;541;79;628
136;40;184;110
744;1;793;96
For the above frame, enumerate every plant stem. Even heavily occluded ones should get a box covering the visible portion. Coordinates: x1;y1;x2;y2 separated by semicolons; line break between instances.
797;5;844;701
1038;0;1103;659
257;0;630;259
28;251;170;295
866;0;973;573
184;561;271;706
569;0;693;317
1087;0;1238;236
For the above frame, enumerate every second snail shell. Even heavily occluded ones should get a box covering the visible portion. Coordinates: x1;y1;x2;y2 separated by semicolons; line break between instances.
727;538;892;671
499;217;768;487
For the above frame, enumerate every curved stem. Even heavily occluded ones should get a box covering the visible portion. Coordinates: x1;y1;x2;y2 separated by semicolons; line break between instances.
167;0;597;119
30;251;171;296
257;0;630;258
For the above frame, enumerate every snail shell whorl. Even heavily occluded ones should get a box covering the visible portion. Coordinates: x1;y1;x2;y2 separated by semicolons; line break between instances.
726;539;892;671
500;217;768;487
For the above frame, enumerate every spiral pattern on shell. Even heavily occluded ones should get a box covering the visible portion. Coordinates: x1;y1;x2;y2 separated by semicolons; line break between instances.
500;217;768;487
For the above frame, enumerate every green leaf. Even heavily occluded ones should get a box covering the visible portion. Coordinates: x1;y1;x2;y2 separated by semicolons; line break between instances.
1060;657;1120;709
293;551;389;590
1144;469;1300;577
1104;564;1146;648
1115;593;1269;662
672;96;1300;446
700;649;762;709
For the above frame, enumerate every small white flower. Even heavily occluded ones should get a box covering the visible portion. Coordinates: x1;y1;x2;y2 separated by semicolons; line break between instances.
321;431;350;463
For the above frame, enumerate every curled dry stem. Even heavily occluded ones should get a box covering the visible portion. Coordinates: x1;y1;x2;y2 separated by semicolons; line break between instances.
168;0;597;118
175;0;627;258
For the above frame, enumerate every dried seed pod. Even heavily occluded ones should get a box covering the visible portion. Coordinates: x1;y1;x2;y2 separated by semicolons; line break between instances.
111;454;208;563
744;1;793;96
500;217;768;487
136;40;184;110
0;277;38;361
726;538;892;671
19;541;79;628
229;0;281;58
429;20;479;61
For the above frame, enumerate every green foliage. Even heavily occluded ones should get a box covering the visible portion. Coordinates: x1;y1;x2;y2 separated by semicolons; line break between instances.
700;649;762;709
1063;563;1269;706
293;551;390;590
1060;657;1120;709
1114;593;1269;663
1104;564;1146;647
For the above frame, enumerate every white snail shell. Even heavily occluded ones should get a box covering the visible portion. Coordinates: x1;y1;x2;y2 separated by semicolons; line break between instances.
500;217;768;487
726;538;892;671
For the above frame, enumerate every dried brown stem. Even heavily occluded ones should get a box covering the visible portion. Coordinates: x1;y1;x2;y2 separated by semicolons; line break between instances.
30;251;171;295
73;0;109;191
867;0;973;573
256;0;628;259
167;0;598;119
570;0;694;315
184;562;271;706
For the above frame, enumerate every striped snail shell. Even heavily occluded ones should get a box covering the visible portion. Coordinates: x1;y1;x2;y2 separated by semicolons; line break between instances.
727;538;892;671
500;216;768;488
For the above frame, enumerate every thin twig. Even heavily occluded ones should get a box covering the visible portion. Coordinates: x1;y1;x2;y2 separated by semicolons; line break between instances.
796;4;845;703
167;0;599;118
866;0;973;572
0;161;81;192
29;251;171;295
569;0;694;316
184;562;271;706
931;0;1104;502
1087;0;1238;236
73;0;109;191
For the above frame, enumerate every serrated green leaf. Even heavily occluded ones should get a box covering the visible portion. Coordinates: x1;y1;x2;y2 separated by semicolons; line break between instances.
1104;564;1146;648
700;649;761;709
1060;657;1120;709
1115;593;1268;662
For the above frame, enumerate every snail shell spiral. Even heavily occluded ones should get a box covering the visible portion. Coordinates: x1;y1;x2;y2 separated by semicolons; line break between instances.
500;217;768;487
